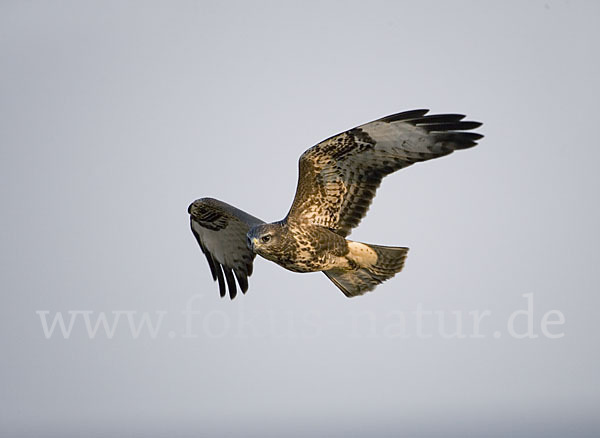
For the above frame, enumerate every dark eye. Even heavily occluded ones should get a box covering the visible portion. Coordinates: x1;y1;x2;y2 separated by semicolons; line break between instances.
261;235;271;244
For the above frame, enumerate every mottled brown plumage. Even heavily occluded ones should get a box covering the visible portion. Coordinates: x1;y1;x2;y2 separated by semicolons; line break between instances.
189;109;483;298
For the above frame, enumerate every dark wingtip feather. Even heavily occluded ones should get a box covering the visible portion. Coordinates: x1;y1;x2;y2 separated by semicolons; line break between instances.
233;270;248;294
215;263;226;298
224;268;237;299
380;109;429;123
406;113;484;149
420;121;483;132
435;131;484;149
465;132;484;140
417;114;466;124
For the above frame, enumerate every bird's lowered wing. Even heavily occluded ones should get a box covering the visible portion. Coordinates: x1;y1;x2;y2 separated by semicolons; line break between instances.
188;198;264;299
287;109;483;237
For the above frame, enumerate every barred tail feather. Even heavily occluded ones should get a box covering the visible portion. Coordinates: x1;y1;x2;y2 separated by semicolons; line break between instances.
324;243;409;297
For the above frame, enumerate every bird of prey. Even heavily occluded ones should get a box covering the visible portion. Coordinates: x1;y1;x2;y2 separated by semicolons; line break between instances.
189;109;483;299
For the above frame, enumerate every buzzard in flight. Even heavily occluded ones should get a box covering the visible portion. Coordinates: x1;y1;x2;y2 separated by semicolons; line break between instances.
189;109;483;298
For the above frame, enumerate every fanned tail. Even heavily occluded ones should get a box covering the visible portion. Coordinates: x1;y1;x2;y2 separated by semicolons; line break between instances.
324;243;409;297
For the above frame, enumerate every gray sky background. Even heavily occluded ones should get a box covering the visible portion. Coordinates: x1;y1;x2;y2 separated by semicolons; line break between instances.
1;1;599;437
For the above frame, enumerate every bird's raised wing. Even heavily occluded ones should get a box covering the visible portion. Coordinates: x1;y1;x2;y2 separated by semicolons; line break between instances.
287;109;483;237
188;198;264;299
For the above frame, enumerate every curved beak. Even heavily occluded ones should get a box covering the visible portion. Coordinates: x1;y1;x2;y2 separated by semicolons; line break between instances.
247;235;259;251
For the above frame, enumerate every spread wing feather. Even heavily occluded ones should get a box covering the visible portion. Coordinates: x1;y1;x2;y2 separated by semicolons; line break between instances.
189;198;264;299
287;109;483;236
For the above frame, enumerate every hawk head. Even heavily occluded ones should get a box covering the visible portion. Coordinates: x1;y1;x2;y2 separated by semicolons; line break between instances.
247;223;289;263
